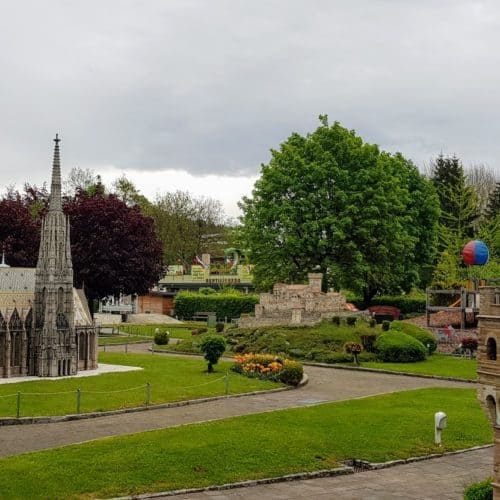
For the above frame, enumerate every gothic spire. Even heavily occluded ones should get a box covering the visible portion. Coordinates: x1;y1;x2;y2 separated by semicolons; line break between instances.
49;134;62;211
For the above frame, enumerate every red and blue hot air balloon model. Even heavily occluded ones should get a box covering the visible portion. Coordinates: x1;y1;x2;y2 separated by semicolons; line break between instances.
462;240;490;266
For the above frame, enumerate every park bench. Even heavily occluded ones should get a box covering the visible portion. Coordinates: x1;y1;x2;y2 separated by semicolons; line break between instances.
367;305;401;322
192;311;216;321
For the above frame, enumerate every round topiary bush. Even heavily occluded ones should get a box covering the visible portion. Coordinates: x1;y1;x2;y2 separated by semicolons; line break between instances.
374;332;427;363
390;321;437;354
154;330;170;345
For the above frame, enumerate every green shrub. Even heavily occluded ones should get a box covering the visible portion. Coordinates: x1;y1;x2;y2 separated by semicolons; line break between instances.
174;291;259;320
464;479;493;500
279;360;304;386
369;318;377;327
360;334;377;352
381;320;391;331
309;352;349;364
346;316;357;326
331;316;341;325
390;321;437;354
166;339;201;353
154;330;170;345
374;332;427;363
358;351;377;362
200;335;227;372
215;322;225;333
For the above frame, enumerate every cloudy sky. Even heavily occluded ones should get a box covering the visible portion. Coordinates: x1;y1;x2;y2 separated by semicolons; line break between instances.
1;0;499;217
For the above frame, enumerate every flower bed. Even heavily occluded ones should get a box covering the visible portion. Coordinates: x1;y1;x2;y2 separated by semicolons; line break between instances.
232;353;303;386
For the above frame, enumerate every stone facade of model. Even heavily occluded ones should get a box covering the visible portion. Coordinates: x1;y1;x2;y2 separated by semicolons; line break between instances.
477;285;500;497
239;273;347;327
0;135;97;378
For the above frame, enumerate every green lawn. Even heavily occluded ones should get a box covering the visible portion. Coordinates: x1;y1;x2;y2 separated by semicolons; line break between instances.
118;324;204;340
0;353;282;418
99;335;150;345
0;388;490;499
358;353;477;380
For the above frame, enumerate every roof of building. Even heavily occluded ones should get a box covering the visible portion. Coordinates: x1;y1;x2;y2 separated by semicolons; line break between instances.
0;268;36;292
0;267;92;326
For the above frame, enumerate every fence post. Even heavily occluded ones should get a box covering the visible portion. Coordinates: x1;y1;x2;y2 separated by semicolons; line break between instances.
151;342;154;354
125;342;128;354
146;382;151;405
225;372;229;397
16;392;21;418
76;388;81;414
103;343;106;352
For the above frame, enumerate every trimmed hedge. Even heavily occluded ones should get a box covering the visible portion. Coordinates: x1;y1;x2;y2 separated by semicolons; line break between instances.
390;321;437;354
369;295;426;314
279;360;304;386
174;292;259;320
374;332;427;363
347;294;426;314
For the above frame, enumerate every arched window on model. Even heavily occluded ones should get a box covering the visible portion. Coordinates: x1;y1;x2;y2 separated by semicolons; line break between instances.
487;338;497;361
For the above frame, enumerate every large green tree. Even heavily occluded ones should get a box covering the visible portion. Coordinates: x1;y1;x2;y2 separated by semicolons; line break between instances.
239;117;440;304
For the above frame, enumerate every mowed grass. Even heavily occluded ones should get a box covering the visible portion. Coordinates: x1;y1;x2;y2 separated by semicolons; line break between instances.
0;353;282;418
98;335;150;345
0;388;491;499
358;354;477;380
118;324;203;340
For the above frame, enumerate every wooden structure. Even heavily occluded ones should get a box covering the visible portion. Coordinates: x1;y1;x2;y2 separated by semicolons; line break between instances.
426;288;480;329
136;292;175;315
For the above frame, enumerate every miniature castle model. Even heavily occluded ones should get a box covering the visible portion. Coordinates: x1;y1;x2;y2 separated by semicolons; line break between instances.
477;286;500;496
0;135;97;378
239;273;347;327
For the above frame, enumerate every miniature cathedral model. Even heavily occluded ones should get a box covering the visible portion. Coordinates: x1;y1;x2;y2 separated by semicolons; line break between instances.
0;135;97;377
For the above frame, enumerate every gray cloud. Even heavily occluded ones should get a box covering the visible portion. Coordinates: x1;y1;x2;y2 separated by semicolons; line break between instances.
1;0;499;186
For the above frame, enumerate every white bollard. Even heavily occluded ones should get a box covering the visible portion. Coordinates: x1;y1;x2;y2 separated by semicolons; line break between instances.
434;411;447;446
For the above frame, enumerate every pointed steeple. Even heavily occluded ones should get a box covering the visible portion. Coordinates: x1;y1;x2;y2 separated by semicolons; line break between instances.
49;134;62;212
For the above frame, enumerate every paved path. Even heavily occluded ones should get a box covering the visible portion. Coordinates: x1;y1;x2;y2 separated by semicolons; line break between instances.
173;447;492;500
0;352;472;457
0;346;488;499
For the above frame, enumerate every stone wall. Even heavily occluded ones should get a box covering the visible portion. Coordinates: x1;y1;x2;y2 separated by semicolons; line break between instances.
238;273;348;328
477;286;500;497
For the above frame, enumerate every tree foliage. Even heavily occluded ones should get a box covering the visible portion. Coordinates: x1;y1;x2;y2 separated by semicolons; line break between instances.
0;197;40;266
0;185;163;303
65;191;163;302
144;190;228;265
431;154;479;239
485;182;500;221
200;334;227;372
239;117;440;303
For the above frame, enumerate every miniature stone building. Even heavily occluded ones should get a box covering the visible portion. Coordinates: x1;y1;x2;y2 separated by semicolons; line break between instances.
477;285;500;497
0;135;97;378
238;273;347;327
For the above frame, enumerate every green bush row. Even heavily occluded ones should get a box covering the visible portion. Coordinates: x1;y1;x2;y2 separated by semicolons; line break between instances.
347;295;426;314
174;292;259;320
390;321;437;354
369;295;426;314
